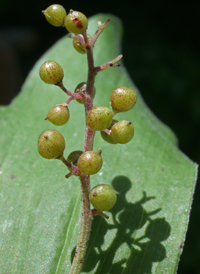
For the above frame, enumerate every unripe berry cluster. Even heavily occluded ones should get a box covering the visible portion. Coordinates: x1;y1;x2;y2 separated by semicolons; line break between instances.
38;6;137;220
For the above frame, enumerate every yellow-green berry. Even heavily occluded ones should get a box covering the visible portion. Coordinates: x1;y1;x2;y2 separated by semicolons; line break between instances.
38;129;65;159
110;120;134;144
45;104;70;126
42;4;67;27
110;86;137;113
100;119;118;144
74;82;96;104
39;60;64;85
64;10;88;34
89;184;117;211
77;150;102;175
86;106;113;131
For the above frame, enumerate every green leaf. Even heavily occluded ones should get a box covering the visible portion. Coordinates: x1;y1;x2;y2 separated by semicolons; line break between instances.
0;14;197;274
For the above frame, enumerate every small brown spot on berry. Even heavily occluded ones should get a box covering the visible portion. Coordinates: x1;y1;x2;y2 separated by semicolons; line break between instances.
73;18;83;29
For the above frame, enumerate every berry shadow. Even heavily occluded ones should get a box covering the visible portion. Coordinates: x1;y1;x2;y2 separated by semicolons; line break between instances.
71;176;171;273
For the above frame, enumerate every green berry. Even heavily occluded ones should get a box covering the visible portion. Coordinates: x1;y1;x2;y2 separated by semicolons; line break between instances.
77;150;102;175
89;184;117;211
38;129;65;159
86;106;113;131
110;120;134;144
72;34;92;54
110;86;137;112
42;4;67;27
67;150;83;175
64;10;88;34
45;104;70;126
39;60;64;85
100;119;118;144
74;82;96;104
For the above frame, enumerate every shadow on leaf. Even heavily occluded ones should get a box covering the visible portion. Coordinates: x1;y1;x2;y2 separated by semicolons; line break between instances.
71;175;171;273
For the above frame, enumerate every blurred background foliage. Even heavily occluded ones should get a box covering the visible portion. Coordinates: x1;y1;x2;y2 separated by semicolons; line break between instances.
0;0;199;273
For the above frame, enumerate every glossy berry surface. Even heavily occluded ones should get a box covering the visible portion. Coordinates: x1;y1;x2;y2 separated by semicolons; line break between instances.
45;104;70;126
64;10;88;34
110;86;137;112
39;61;64;85
89;184;117;211
86;106;113;131
38;129;65;159
100;119;118;144
110;120;134;144
77;151;102;175
74;82;96;104
42;4;66;27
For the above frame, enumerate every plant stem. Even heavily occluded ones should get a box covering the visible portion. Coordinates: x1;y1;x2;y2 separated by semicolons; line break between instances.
69;174;93;274
69;22;122;273
69;31;96;274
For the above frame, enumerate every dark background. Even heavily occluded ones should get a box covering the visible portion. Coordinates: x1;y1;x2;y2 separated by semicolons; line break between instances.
0;0;199;273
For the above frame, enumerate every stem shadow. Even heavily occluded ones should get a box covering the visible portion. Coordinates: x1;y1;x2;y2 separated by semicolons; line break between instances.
71;175;171;273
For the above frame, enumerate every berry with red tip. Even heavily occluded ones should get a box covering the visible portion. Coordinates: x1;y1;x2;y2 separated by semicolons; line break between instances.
38;129;65;159
110;120;134;144
110;86;137;113
77;150;103;175
86;106;113;131
89;184;117;211
64;10;88;34
39;60;64;85
42;4;67;27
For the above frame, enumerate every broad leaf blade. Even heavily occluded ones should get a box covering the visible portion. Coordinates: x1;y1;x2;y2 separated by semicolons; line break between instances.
0;14;197;274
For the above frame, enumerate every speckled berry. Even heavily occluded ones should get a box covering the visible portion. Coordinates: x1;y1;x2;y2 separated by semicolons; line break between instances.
39;60;64;85
64;10;88;34
45;104;70;126
86;106;113;131
77;150;102;175
42;4;67;27
110;120;134;144
110;86;137;113
89;184;117;211
38;129;65;159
